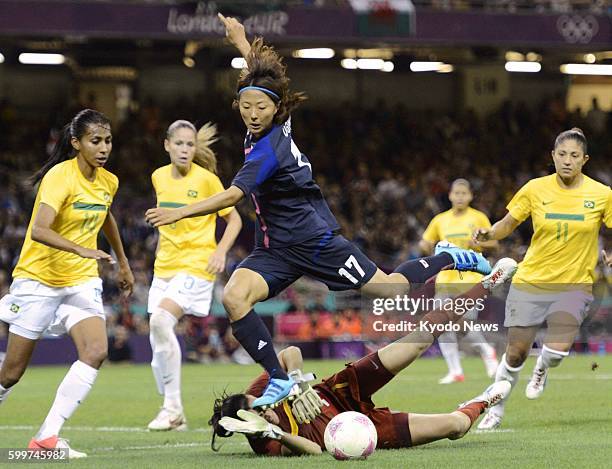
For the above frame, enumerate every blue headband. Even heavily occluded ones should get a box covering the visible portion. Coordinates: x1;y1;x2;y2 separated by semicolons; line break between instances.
238;85;280;101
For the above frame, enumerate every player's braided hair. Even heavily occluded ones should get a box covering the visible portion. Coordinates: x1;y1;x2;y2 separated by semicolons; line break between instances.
166;120;219;174
233;37;307;125
554;127;588;154
208;390;250;451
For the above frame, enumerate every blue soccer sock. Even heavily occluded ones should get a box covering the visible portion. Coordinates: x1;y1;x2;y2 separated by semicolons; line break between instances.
394;253;454;283
231;310;288;380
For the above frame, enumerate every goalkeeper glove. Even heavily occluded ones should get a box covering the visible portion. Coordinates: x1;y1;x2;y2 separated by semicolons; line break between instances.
219;409;284;440
288;369;325;424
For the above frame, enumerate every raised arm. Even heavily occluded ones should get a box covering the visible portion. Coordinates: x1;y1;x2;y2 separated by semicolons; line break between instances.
218;13;251;58
473;212;521;243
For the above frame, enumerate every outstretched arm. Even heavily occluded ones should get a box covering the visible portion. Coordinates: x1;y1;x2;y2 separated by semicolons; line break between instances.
473;212;520;243
145;186;244;228
218;13;251;58
278;432;323;456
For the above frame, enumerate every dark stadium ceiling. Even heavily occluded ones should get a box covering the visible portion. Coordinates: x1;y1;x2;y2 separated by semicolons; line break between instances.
0;36;608;70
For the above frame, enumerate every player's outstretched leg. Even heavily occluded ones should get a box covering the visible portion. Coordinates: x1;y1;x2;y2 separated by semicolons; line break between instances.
378;258;517;376
435;241;492;275
223;269;297;410
456;380;512;430
406;380;511;447
525;345;568;399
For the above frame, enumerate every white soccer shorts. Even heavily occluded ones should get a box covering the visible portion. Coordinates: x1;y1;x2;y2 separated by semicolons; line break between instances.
0;277;105;340
147;273;213;317
504;285;593;328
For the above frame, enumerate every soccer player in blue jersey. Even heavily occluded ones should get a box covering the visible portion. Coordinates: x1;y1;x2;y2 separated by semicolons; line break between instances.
145;14;492;411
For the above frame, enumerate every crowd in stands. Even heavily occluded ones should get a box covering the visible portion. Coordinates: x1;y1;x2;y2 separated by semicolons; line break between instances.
0;93;610;361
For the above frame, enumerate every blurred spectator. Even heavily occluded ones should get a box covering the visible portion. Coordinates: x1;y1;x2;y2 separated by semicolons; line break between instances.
108;325;132;363
0;94;609;348
199;324;230;363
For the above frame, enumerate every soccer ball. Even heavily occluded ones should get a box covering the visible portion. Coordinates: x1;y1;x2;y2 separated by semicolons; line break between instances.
324;411;377;460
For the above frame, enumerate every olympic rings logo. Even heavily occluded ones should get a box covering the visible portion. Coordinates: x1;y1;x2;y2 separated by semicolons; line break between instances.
556;15;599;44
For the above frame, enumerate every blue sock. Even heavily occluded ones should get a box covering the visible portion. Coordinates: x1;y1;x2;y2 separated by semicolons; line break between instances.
231;310;288;380
394;253;454;283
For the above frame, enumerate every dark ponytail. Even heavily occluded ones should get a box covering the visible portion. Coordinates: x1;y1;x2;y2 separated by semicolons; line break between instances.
208;391;250;452
30;109;111;186
554;127;588;154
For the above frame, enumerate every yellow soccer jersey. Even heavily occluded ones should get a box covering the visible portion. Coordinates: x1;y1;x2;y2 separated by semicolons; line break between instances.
508;174;611;285
13;158;118;287
422;207;491;289
152;164;233;281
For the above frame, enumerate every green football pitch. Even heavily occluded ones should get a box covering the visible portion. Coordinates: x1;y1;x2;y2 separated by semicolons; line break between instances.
1;355;610;468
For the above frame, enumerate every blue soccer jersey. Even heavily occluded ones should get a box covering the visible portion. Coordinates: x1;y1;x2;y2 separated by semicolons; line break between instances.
231;118;339;248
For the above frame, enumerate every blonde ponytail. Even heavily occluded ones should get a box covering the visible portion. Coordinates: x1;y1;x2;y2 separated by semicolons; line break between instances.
194;122;219;174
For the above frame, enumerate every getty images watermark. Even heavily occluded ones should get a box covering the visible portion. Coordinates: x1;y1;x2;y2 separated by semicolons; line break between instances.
367;293;500;335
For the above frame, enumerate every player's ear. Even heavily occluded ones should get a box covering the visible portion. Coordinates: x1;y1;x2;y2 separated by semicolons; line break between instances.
71;136;80;152
164;139;170;153
582;154;589;166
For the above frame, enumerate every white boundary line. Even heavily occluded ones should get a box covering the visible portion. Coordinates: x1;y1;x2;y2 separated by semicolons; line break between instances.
94;442;206;452
0;425;210;433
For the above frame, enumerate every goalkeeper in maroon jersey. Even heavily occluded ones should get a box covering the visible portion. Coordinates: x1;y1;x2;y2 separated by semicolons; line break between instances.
209;258;517;456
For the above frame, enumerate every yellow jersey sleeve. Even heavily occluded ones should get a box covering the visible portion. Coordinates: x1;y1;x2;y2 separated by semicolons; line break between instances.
605;190;612;228
209;175;233;217
38;165;71;213
507;181;533;222
151;171;158;193
422;216;440;244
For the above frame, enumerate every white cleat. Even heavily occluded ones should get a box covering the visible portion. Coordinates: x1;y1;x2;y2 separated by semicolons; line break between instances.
459;380;511;410
483;350;499;378
477;410;503;430
56;438;87;459
525;366;548;399
28;436;87;459
147;408;188;431
481;258;517;291
439;373;465;384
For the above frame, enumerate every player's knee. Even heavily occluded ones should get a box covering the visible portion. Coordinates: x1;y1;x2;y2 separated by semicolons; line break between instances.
79;343;108;369
0;368;25;388
149;312;171;340
0;362;26;389
505;346;528;368
222;285;250;316
447;415;468;440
